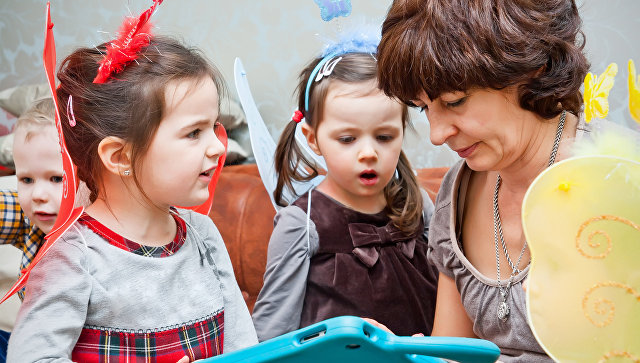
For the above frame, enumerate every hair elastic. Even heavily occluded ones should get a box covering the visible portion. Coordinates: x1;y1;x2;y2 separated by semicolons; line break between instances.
292;110;304;123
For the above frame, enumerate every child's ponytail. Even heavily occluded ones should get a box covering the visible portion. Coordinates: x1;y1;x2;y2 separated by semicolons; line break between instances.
272;57;328;207
384;149;424;237
273;114;319;207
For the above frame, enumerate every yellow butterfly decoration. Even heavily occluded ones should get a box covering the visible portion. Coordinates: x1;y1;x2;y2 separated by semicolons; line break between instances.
523;127;640;362
583;63;618;123
628;59;640;124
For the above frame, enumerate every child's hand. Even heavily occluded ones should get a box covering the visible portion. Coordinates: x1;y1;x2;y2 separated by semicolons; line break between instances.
362;318;393;333
362;318;425;337
176;357;203;363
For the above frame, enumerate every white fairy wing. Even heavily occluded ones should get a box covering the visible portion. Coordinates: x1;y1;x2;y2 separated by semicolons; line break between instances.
234;58;324;211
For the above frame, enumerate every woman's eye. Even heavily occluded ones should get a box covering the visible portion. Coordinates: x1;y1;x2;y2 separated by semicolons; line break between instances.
446;97;466;108
338;136;355;144
187;129;201;139
51;176;64;183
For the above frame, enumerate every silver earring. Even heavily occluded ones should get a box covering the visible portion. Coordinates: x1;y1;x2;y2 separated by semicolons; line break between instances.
123;170;131;176
394;168;400;179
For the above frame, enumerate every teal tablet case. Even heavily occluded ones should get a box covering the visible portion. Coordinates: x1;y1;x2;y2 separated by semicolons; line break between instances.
204;316;500;363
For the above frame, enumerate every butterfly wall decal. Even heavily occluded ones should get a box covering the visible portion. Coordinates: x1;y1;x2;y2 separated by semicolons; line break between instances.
583;63;618;123
313;0;352;22
628;59;640;124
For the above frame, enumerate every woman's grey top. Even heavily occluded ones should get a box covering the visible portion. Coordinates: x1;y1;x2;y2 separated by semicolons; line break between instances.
428;118;590;362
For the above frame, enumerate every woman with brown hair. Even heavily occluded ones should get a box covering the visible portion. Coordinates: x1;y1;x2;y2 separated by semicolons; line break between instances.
376;0;590;360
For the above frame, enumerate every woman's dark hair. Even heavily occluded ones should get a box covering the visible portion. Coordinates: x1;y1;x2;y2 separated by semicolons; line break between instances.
57;36;224;203
274;52;424;236
377;0;589;119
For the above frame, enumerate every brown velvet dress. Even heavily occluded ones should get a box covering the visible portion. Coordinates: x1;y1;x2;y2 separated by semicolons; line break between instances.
293;190;438;336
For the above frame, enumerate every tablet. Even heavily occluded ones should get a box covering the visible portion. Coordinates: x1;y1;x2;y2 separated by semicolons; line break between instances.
204;316;500;363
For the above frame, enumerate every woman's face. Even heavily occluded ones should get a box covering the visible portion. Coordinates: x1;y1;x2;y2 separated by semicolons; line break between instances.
412;86;536;172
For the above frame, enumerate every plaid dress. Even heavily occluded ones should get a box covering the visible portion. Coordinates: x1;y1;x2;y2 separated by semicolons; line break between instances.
72;312;224;362
69;213;225;362
0;190;45;300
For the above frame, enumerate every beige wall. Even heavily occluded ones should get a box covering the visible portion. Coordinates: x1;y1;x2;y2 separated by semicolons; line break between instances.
1;0;639;168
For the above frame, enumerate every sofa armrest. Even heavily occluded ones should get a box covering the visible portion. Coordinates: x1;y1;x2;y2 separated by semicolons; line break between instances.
209;165;275;312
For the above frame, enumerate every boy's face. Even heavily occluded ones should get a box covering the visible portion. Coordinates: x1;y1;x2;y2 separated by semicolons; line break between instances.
13;127;63;234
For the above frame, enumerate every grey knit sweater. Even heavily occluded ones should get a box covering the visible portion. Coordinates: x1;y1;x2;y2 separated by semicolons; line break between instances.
7;208;257;362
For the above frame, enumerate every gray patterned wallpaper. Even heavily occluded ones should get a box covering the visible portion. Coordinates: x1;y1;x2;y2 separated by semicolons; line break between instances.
0;0;638;168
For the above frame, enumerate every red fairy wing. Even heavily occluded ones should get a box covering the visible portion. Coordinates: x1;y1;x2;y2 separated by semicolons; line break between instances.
181;124;228;215
1;2;80;304
44;2;79;234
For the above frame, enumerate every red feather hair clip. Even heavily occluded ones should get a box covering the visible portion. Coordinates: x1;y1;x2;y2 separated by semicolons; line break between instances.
93;0;163;84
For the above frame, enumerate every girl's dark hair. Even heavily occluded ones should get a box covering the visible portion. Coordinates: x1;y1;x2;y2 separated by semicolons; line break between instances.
57;36;224;203
377;0;589;119
274;53;423;236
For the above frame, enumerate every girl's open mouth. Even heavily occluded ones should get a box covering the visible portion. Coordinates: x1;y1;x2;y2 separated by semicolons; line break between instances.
359;171;379;186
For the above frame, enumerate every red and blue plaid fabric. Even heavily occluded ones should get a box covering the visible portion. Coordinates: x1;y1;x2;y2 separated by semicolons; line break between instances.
0;190;45;300
78;211;186;257
72;310;224;362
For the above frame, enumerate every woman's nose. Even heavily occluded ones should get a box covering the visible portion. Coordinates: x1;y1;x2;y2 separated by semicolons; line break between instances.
427;112;458;146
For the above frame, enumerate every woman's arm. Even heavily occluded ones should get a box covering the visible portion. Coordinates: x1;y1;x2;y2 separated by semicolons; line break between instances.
431;272;476;338
251;206;317;342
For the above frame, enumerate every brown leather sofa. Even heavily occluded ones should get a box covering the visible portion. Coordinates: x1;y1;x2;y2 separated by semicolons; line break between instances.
209;164;448;312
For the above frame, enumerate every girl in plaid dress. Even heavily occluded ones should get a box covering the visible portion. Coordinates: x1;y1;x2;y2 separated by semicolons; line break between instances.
7;31;257;363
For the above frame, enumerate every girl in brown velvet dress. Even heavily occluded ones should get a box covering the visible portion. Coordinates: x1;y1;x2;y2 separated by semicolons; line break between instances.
251;36;438;342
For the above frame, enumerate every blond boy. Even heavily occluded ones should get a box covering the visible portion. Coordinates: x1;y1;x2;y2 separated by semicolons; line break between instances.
1;97;62;295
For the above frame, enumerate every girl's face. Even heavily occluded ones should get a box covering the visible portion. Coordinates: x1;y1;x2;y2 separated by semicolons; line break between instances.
412;87;535;172
138;76;225;208
304;80;404;213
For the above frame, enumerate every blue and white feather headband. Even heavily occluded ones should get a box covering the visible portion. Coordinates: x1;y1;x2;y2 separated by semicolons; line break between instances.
305;23;382;111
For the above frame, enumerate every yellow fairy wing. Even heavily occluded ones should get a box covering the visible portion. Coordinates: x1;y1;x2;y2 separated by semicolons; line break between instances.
629;59;640;124
584;63;618;123
523;155;640;362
